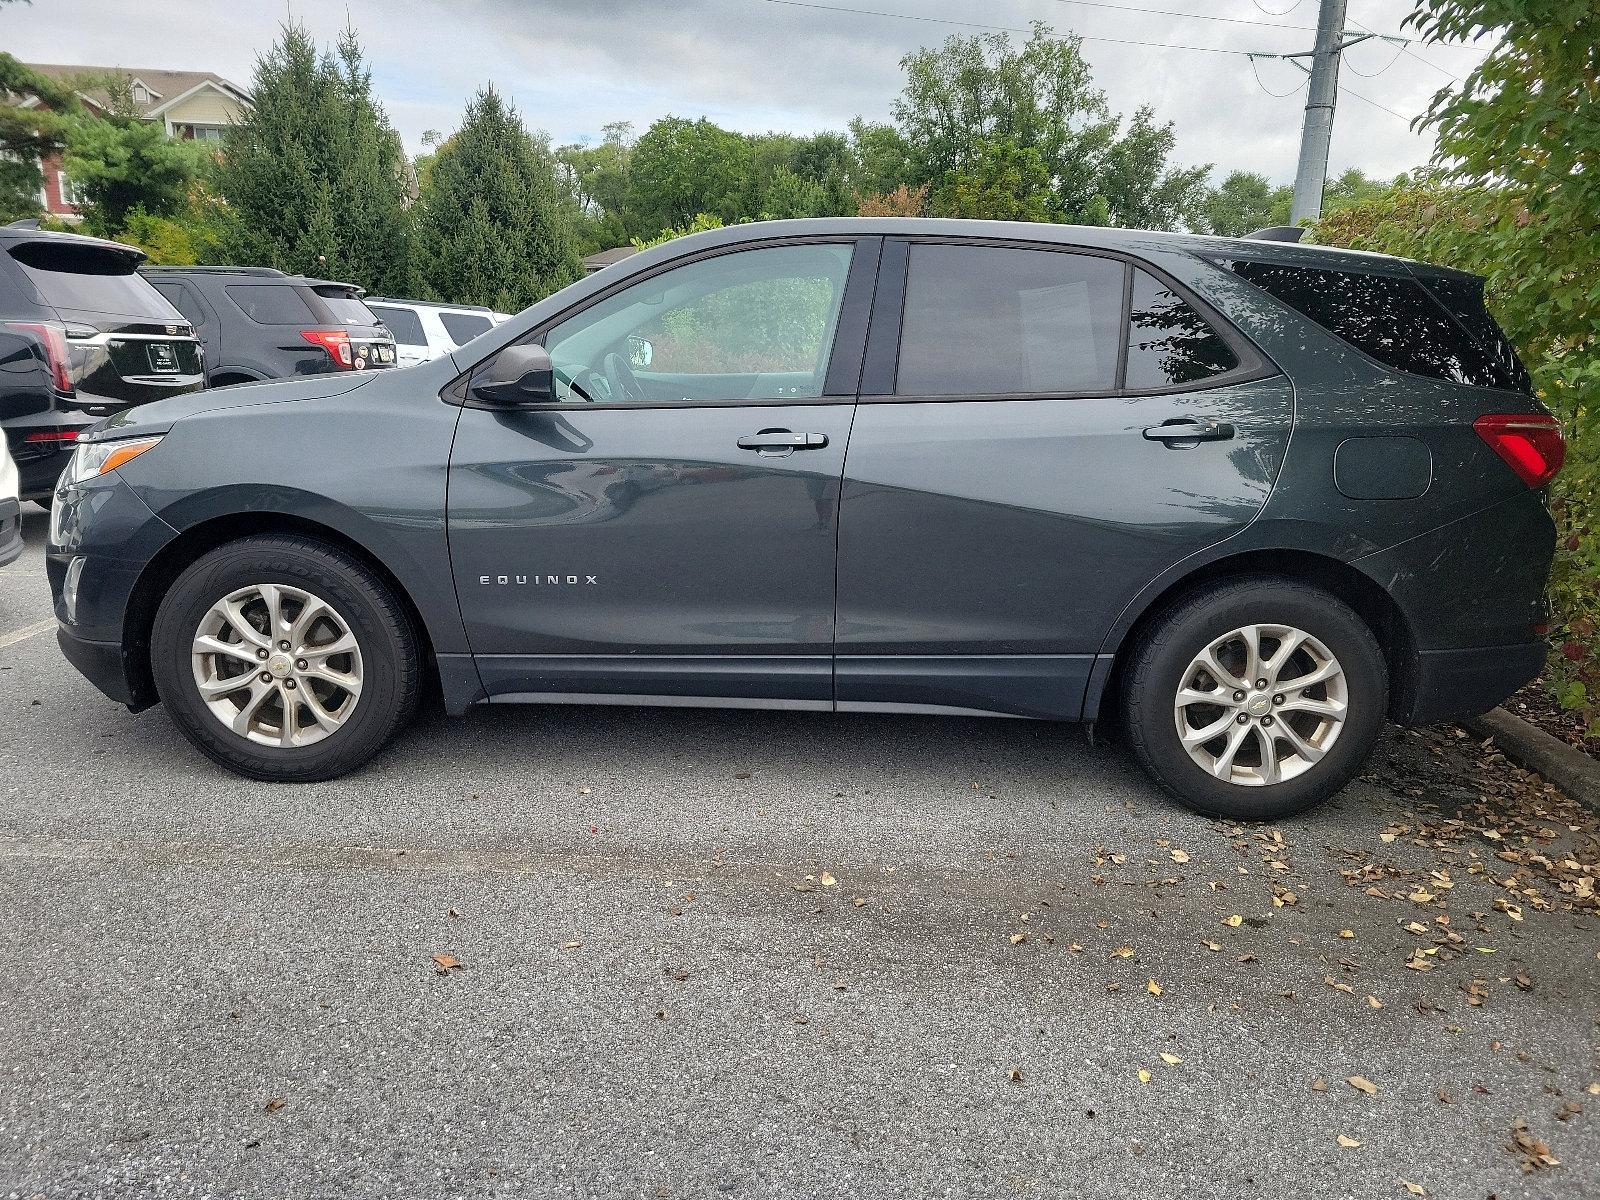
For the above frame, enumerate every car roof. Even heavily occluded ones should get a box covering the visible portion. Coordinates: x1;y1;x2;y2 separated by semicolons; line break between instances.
140;265;364;293
0;224;146;262
366;296;495;314
620;217;1429;275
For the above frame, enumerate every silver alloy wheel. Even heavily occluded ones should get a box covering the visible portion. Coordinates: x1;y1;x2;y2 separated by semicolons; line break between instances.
190;584;363;748
1172;623;1347;787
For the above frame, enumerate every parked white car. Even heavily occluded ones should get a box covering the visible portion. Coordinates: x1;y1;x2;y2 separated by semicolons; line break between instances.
1;436;21;568
365;298;510;367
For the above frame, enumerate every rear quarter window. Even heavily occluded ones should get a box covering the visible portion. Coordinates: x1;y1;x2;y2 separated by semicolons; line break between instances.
441;312;493;345
368;304;426;346
313;288;379;325
8;241;180;320
225;284;318;325
1230;260;1508;389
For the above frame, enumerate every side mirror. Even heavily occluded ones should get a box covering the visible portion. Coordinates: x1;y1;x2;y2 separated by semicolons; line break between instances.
627;334;654;370
468;344;555;407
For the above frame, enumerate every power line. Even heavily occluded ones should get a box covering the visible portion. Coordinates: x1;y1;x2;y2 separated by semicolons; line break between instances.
1045;0;1320;34
1249;55;1307;98
1253;0;1307;14
1341;38;1405;77
1340;81;1415;123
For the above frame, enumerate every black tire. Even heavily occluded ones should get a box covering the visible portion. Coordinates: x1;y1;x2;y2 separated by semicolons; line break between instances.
151;535;420;782
1120;578;1387;820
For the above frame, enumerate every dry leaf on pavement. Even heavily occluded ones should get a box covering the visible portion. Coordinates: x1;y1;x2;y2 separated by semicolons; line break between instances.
1347;1076;1378;1095
431;953;464;974
1337;1135;1362;1148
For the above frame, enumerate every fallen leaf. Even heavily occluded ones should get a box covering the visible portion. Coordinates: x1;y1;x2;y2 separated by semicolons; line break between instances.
1159;1052;1183;1065
1204;940;1222;951
1367;995;1384;1009
820;872;836;887
1008;1067;1023;1083
1146;978;1162;996
1137;1068;1152;1084
1170;849;1190;864
1506;1118;1559;1171
851;897;866;908
1401;1181;1426;1197
1009;933;1027;945
1339;929;1355;939
1112;945;1135;958
1348;1076;1378;1095
1337;1135;1362;1148
264;1097;285;1113
431;953;464;973
1311;1077;1327;1093
446;907;459;919
1224;914;1243;927
559;941;581;951
1586;1083;1600;1096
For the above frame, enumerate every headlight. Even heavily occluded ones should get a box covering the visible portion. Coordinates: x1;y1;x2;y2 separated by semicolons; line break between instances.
64;436;163;487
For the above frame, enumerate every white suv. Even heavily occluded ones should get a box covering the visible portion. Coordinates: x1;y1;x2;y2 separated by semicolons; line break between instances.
365;299;510;367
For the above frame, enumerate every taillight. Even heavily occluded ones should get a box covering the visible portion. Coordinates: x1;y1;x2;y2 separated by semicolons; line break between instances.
22;429;81;444
1474;413;1565;488
299;328;353;368
4;320;75;394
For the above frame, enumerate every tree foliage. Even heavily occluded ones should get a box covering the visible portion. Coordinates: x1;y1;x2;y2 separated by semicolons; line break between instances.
213;23;413;292
0;54;77;222
414;85;581;311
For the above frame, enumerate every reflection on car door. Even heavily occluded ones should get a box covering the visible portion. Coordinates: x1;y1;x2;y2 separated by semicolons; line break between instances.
447;238;879;707
835;239;1293;719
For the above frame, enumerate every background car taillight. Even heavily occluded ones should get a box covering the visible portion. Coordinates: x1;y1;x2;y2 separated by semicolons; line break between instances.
1474;413;1565;488
299;328;353;368
4;320;75;394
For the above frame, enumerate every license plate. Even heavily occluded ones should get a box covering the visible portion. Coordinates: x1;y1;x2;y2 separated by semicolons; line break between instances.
146;342;178;374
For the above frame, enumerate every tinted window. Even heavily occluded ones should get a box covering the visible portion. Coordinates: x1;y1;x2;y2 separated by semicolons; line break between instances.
9;241;180;319
368;304;426;346
1418;274;1529;393
312;288;378;325
542;242;853;404
1231;261;1504;388
1124;269;1238;388
151;281;206;328
896;245;1122;396
441;312;493;345
225;284;317;325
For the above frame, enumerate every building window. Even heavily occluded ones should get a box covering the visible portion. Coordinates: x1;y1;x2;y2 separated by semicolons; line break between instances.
57;171;83;209
174;123;225;142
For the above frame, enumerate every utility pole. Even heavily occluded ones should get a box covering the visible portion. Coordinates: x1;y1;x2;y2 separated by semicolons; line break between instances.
1290;0;1349;225
1249;1;1403;225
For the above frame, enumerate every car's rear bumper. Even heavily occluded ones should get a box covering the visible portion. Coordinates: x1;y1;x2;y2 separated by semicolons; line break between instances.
1398;640;1546;725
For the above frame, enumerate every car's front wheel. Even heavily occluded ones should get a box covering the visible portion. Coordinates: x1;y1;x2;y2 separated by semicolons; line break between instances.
1120;579;1387;820
151;535;420;781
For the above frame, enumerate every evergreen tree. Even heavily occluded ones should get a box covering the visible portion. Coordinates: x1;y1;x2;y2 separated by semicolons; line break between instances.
415;85;581;311
213;23;412;293
0;54;77;222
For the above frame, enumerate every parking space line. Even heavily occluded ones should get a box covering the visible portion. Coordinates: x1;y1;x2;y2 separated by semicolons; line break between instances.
0;618;55;651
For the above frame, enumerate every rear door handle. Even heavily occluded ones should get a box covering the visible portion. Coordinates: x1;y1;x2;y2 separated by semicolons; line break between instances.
737;430;829;452
1142;418;1235;443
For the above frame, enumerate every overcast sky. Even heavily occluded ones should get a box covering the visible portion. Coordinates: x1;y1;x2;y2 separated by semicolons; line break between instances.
10;0;1494;184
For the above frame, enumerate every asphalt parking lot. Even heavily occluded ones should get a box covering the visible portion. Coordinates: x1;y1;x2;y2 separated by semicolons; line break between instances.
1;507;1597;1199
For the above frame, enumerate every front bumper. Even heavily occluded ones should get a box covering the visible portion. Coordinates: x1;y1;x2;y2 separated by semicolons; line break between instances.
56;624;149;707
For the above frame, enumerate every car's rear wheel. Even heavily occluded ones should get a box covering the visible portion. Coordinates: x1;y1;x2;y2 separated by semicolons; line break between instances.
1120;579;1387;819
151;535;420;781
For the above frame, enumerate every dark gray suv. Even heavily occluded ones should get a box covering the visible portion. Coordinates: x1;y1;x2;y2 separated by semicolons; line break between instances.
47;219;1561;818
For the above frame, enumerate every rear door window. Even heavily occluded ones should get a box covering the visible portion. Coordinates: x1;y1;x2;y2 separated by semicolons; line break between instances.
9;241;180;320
225;284;317;325
895;245;1123;395
368;304;426;347
313;288;379;325
1124;269;1239;388
441;312;493;345
1230;261;1505;389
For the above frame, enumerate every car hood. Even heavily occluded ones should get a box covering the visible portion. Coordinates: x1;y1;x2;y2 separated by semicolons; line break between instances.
82;373;378;442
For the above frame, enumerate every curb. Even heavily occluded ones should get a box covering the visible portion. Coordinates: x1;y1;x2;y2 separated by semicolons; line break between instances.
1459;707;1600;809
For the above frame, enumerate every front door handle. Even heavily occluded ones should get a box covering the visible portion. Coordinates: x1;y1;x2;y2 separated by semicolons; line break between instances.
737;430;829;453
1142;418;1235;444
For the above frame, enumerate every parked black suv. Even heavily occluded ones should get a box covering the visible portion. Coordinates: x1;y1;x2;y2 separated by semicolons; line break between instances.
141;266;397;387
1;226;204;502
48;219;1560;818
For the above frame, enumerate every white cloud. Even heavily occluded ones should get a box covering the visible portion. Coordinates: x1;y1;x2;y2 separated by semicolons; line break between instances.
7;0;1492;183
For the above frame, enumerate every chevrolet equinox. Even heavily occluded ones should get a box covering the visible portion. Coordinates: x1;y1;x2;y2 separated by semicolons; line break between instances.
47;219;1561;819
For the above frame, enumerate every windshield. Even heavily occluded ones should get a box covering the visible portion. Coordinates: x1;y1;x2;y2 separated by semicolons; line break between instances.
9;241;181;321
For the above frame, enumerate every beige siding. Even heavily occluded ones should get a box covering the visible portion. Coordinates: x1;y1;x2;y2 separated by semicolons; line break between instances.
164;87;246;127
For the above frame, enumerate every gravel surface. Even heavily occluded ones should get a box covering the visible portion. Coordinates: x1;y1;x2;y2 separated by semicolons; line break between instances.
1;507;1597;1199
